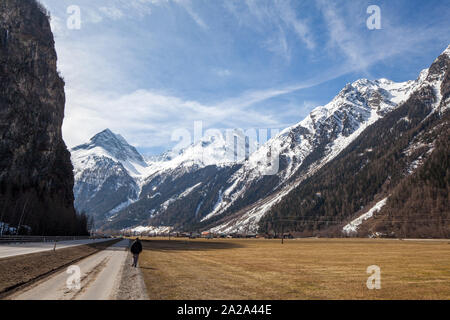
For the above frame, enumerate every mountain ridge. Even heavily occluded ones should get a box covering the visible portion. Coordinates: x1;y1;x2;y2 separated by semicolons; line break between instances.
72;45;450;237
259;45;450;238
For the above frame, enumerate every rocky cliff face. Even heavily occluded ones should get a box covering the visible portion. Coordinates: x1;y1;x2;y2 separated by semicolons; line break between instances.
0;0;87;235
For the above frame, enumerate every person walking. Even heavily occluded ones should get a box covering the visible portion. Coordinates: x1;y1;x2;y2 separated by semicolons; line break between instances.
130;237;143;267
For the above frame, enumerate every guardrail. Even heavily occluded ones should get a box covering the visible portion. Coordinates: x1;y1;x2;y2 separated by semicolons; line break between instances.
0;235;93;243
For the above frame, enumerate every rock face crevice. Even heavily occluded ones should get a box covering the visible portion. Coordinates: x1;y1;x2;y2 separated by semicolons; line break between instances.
0;0;87;235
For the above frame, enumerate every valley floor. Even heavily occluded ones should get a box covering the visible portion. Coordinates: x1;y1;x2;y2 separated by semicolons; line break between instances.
139;238;450;300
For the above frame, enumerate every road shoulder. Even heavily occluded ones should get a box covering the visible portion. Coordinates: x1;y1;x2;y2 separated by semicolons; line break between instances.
116;245;149;300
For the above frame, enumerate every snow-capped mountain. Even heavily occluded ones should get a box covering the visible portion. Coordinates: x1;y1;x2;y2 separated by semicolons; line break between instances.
71;129;148;223
101;133;242;231
203;75;424;233
75;45;450;237
141;131;239;178
101;72;423;232
198;45;449;234
257;45;450;238
72;129;147;177
71;128;243;228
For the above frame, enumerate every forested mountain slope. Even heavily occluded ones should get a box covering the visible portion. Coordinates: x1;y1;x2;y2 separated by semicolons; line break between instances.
260;47;450;238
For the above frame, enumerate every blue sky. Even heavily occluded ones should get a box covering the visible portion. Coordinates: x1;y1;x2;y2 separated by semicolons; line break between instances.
40;0;450;155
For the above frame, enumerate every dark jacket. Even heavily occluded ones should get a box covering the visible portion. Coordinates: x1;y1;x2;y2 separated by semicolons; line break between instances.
130;240;143;254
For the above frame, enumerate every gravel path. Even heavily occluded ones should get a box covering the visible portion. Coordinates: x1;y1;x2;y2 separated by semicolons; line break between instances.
7;239;149;300
8;240;130;300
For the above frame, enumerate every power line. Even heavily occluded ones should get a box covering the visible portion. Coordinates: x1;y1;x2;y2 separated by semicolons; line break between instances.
269;218;450;224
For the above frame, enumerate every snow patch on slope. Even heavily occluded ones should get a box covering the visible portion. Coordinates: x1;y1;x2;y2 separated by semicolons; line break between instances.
201;188;224;222
342;197;388;234
123;225;173;235
157;183;203;214
107;198;136;221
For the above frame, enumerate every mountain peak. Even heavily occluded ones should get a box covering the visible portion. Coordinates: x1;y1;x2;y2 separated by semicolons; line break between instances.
154;131;237;168
77;129;132;151
91;128;119;143
442;44;450;57
101;128;113;133
71;129;147;175
97;128;114;136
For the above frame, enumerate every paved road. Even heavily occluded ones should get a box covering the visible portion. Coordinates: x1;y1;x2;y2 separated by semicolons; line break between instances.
0;238;114;259
9;239;131;300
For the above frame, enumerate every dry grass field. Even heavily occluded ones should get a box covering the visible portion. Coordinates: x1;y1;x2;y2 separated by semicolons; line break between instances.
138;238;450;300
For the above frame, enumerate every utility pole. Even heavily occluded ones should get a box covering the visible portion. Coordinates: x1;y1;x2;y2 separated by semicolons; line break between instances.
0;198;9;236
16;197;30;235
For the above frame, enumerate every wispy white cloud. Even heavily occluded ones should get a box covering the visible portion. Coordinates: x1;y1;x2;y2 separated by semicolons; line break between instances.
99;6;124;20
63;60;356;149
213;58;369;112
274;0;315;50
263;26;291;62
316;0;450;74
213;68;232;77
63;88;278;148
224;0;315;60
173;0;208;29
